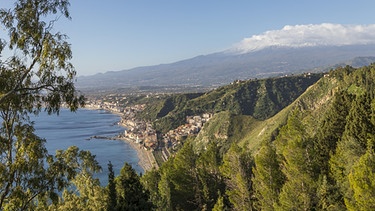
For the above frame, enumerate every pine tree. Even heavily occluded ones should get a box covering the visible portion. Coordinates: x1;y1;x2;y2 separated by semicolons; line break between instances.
344;94;374;149
220;144;254;211
140;169;161;209
330;94;375;206
311;91;354;210
314;91;353;175
212;191;226;211
168;141;202;210
157;165;173;210
196;141;225;210
115;163;152;210
347;139;375;210
316;174;345;210
275;111;318;210
252;141;284;211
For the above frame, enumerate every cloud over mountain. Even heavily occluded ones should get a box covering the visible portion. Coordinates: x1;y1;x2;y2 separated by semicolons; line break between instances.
78;23;375;90
230;23;375;54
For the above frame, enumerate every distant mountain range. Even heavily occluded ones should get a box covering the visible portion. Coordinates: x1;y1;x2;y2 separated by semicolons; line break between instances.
76;24;375;90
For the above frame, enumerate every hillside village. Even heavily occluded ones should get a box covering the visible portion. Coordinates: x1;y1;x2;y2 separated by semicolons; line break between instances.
85;97;212;162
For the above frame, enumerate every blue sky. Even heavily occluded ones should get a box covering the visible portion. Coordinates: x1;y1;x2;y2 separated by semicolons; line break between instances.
1;0;375;75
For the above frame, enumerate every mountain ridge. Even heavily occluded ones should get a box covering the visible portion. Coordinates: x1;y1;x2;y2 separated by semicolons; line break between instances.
138;64;375;211
77;23;375;90
77;45;375;90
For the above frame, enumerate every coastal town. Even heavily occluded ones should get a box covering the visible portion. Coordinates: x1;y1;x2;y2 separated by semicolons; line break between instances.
85;95;212;170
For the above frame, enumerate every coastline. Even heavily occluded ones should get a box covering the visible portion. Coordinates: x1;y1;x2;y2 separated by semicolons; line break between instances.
86;106;158;172
118;137;158;172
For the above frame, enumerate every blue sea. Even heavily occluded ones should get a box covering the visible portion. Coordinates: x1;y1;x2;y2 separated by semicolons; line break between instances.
32;109;143;185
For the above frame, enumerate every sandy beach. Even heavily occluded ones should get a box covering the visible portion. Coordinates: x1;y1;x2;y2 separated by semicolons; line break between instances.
119;137;158;172
85;107;158;172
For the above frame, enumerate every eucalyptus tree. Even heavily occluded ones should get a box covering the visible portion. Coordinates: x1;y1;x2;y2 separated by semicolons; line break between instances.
0;0;87;209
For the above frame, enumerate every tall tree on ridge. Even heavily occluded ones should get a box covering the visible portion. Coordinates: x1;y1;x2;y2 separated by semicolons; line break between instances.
107;161;117;211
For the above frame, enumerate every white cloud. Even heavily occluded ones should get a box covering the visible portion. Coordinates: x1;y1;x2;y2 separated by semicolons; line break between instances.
230;23;375;54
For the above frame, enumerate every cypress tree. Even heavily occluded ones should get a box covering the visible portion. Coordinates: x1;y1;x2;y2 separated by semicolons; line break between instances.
107;161;117;211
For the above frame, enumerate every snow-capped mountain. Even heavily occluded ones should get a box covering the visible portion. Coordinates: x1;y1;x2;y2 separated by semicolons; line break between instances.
228;23;375;54
77;24;375;90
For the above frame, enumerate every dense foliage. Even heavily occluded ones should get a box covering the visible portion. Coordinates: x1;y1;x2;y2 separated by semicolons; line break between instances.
0;0;90;209
140;74;322;133
2;1;375;210
139;64;375;210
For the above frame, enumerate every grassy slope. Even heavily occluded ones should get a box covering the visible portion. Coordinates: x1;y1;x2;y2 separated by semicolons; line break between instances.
193;73;340;154
145;73;323;133
239;73;340;152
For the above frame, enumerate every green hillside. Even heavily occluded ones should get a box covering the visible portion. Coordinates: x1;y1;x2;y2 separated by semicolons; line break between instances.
195;65;351;154
192;111;260;153
141;64;375;210
140;73;323;133
239;69;340;151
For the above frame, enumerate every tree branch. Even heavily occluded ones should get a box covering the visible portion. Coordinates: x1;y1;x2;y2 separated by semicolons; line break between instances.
0;53;40;104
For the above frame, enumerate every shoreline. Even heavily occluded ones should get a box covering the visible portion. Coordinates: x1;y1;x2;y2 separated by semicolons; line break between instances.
85;106;158;172
118;137;158;172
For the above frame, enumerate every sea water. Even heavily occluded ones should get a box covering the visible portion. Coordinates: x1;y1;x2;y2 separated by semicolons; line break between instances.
32;109;143;185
